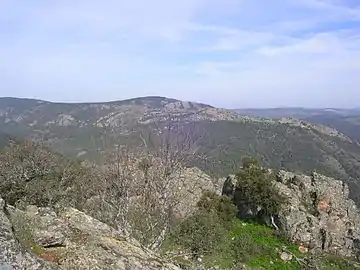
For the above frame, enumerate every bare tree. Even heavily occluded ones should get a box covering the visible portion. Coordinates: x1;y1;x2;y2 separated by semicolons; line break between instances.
138;119;203;249
94;118;206;249
0;117;207;250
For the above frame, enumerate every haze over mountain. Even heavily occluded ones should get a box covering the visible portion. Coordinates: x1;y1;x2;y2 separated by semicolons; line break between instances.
235;107;360;143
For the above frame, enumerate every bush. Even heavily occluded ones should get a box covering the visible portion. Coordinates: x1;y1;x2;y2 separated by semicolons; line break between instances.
169;192;237;256
0;141;94;208
197;191;237;225
167;213;305;269
234;157;285;219
172;212;227;256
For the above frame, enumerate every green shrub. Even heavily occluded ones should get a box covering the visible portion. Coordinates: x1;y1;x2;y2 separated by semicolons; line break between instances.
197;191;237;225
0;141;95;208
172;212;227;256
169;192;236;257
234;157;285;218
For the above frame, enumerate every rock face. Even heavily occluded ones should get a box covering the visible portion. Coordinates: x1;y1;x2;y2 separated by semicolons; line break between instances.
221;175;237;197
220;170;360;258
0;198;59;270
275;170;360;258
0;198;181;270
172;167;216;219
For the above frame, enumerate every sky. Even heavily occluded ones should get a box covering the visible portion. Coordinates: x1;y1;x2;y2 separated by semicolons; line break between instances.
0;0;360;108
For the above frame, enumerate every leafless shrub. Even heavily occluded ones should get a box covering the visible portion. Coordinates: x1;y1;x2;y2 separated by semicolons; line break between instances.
92;119;206;249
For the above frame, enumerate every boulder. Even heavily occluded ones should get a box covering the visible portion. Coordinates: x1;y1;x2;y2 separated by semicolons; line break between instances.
0;198;59;270
172;167;216;219
23;206;68;249
275;171;360;257
2;198;181;270
221;175;237;198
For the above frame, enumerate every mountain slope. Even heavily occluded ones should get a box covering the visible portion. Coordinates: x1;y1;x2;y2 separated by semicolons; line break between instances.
2;97;360;204
193;119;360;202
0;96;240;159
235;108;360;142
304;114;360;142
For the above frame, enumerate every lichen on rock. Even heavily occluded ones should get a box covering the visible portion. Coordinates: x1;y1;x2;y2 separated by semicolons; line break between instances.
0;197;181;270
0;198;59;270
275;170;360;257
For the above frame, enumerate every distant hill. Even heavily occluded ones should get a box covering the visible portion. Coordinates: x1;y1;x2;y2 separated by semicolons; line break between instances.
234;108;360;143
2;97;360;204
234;108;360;119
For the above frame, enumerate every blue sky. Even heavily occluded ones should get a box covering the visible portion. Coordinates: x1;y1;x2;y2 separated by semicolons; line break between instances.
0;0;360;108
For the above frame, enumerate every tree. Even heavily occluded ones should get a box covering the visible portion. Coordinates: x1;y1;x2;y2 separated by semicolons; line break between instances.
93;119;205;250
234;157;285;228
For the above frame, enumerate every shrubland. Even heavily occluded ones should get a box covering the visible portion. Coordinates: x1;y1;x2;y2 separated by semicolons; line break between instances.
0;137;359;269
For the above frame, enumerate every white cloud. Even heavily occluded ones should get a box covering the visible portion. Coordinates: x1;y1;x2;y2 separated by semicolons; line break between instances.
0;0;360;107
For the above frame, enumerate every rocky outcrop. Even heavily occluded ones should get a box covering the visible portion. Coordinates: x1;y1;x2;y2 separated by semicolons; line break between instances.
0;198;181;270
275;171;360;258
220;170;360;258
172;167;216;219
0;198;59;270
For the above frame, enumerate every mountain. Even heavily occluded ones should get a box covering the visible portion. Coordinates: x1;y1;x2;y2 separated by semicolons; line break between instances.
2;97;360;204
235;108;360;142
0;96;240;159
303;114;360;143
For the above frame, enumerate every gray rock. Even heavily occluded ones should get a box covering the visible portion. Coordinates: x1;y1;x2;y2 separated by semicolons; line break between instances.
23;206;68;249
221;175;237;197
172;167;216;219
0;198;59;270
280;252;293;262
35;231;66;248
0;263;14;270
276;170;360;257
219;170;360;258
2;197;181;270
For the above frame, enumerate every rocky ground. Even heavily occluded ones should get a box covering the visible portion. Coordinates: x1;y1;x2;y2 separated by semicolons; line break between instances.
2;167;360;269
0;198;180;270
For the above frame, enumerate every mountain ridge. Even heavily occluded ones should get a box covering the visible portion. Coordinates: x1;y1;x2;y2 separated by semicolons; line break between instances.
0;96;214;108
234;107;360;143
0;96;350;141
2;96;360;205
